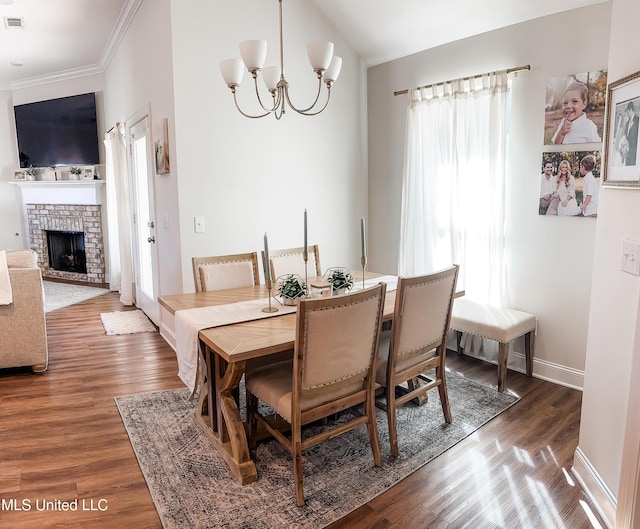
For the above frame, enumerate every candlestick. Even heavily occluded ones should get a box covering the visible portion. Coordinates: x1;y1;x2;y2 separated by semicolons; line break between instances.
303;209;309;295
262;278;278;313
303;209;308;260
263;232;271;282
360;218;367;289
360;217;366;262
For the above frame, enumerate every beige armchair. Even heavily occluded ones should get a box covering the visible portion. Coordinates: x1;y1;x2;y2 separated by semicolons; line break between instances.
0;250;48;372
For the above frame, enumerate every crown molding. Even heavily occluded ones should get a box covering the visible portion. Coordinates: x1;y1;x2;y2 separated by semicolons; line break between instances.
9;64;105;91
7;0;143;91
99;0;144;71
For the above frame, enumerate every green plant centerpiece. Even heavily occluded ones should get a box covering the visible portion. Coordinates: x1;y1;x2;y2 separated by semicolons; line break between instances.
69;166;82;179
277;274;307;305
25;166;39;180
326;268;354;295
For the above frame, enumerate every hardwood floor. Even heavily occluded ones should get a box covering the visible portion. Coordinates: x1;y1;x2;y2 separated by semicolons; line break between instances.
0;292;604;528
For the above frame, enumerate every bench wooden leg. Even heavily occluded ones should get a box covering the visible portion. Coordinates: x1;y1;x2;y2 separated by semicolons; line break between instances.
525;331;534;377
497;342;509;393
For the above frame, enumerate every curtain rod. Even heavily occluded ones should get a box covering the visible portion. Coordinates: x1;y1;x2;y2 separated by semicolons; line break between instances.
393;64;531;97
106;121;122;134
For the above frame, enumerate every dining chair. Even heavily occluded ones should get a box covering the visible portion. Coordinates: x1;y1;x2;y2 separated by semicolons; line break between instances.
246;283;387;506
192;252;260;292
375;264;459;457
261;245;321;281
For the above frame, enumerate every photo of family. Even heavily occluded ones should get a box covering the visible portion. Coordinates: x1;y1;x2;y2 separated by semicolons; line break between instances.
544;71;607;145
539;151;601;217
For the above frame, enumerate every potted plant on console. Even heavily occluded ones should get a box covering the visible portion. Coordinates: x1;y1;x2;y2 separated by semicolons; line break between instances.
277;274;307;305
25;166;39;181
327;268;354;295
69;166;82;180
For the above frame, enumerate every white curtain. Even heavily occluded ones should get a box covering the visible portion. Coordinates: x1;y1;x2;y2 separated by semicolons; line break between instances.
399;71;511;307
104;124;134;306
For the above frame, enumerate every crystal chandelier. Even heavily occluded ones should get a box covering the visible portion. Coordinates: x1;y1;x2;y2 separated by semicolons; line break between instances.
220;0;342;120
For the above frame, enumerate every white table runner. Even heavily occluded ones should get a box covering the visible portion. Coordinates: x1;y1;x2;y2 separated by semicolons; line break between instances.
174;275;399;392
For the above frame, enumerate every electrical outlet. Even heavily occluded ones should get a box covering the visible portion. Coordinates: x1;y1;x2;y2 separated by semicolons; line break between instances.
162;214;169;230
621;239;640;276
194;216;205;233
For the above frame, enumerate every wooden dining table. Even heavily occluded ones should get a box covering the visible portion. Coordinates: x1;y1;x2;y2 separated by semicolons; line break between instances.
158;272;460;485
158;272;400;484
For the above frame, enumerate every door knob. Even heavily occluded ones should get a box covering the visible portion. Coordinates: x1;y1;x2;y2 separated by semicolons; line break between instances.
147;236;156;243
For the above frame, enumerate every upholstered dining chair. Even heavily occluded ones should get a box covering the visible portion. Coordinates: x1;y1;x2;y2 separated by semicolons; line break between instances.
192;252;260;292
375;265;459;457
261;245;321;281
246;283;387;506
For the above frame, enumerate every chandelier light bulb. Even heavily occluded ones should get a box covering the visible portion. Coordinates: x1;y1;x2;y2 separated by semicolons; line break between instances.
239;40;267;72
306;40;334;73
324;56;342;84
262;66;280;92
220;59;244;88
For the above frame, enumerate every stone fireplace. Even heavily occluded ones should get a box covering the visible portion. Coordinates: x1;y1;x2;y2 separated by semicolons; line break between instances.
27;204;105;283
11;180;107;285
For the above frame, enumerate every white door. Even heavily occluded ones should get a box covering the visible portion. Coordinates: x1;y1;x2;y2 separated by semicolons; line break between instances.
127;112;160;325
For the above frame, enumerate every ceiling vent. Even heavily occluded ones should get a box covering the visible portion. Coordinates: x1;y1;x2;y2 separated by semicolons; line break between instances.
4;17;24;29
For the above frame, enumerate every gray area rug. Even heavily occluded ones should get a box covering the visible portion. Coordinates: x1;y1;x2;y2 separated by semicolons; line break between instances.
44;280;109;312
115;371;518;529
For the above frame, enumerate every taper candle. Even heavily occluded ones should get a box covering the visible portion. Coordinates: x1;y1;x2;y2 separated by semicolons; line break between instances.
360;217;366;261
264;232;270;281
303;209;308;259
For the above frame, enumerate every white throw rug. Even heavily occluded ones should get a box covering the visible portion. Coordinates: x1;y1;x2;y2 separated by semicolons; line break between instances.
100;310;157;336
44;280;109;312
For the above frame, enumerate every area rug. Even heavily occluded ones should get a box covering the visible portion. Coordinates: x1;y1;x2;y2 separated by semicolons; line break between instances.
44;280;109;312
100;309;156;335
115;371;518;529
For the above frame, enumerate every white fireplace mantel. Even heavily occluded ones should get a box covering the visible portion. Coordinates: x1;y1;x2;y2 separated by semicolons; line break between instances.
9;180;106;206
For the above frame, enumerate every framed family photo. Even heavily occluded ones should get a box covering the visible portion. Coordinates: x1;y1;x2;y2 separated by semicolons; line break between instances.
603;70;640;188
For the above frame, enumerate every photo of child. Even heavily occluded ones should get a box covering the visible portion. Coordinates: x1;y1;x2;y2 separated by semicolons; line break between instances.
544;71;607;145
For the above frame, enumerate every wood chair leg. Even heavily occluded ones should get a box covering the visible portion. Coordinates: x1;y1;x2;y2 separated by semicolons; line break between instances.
525;331;534;377
456;330;463;354
497;341;509;393
437;368;452;424
366;391;382;467
292;427;305;507
246;392;258;451
386;385;399;457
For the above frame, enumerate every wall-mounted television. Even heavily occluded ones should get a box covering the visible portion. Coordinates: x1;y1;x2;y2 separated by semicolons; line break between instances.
14;92;100;168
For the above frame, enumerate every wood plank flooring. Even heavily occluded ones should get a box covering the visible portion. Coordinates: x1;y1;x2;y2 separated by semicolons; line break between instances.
0;292;604;528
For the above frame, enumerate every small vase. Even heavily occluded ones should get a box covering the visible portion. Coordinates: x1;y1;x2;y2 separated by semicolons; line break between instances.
282;296;297;306
333;287;346;296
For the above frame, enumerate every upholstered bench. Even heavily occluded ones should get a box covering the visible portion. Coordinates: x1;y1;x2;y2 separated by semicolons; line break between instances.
449;299;536;392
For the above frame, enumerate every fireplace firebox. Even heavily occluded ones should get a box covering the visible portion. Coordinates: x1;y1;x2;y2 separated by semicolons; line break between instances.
46;230;87;274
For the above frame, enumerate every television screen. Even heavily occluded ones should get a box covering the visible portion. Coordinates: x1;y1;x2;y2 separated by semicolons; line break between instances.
14;92;100;168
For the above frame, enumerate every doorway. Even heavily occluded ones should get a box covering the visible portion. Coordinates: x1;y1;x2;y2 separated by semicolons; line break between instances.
127;110;160;325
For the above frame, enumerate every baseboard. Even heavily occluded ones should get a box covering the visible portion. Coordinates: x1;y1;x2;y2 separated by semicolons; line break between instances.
516;353;585;390
160;322;176;352
572;446;617;529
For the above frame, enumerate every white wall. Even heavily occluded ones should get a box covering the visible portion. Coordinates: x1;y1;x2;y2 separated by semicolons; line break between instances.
0;90;23;250
103;0;181;299
169;0;367;290
573;0;640;525
367;3;611;387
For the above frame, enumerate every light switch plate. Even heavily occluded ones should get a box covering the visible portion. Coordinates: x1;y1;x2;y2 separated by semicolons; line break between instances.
194;216;205;233
621;239;640;276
